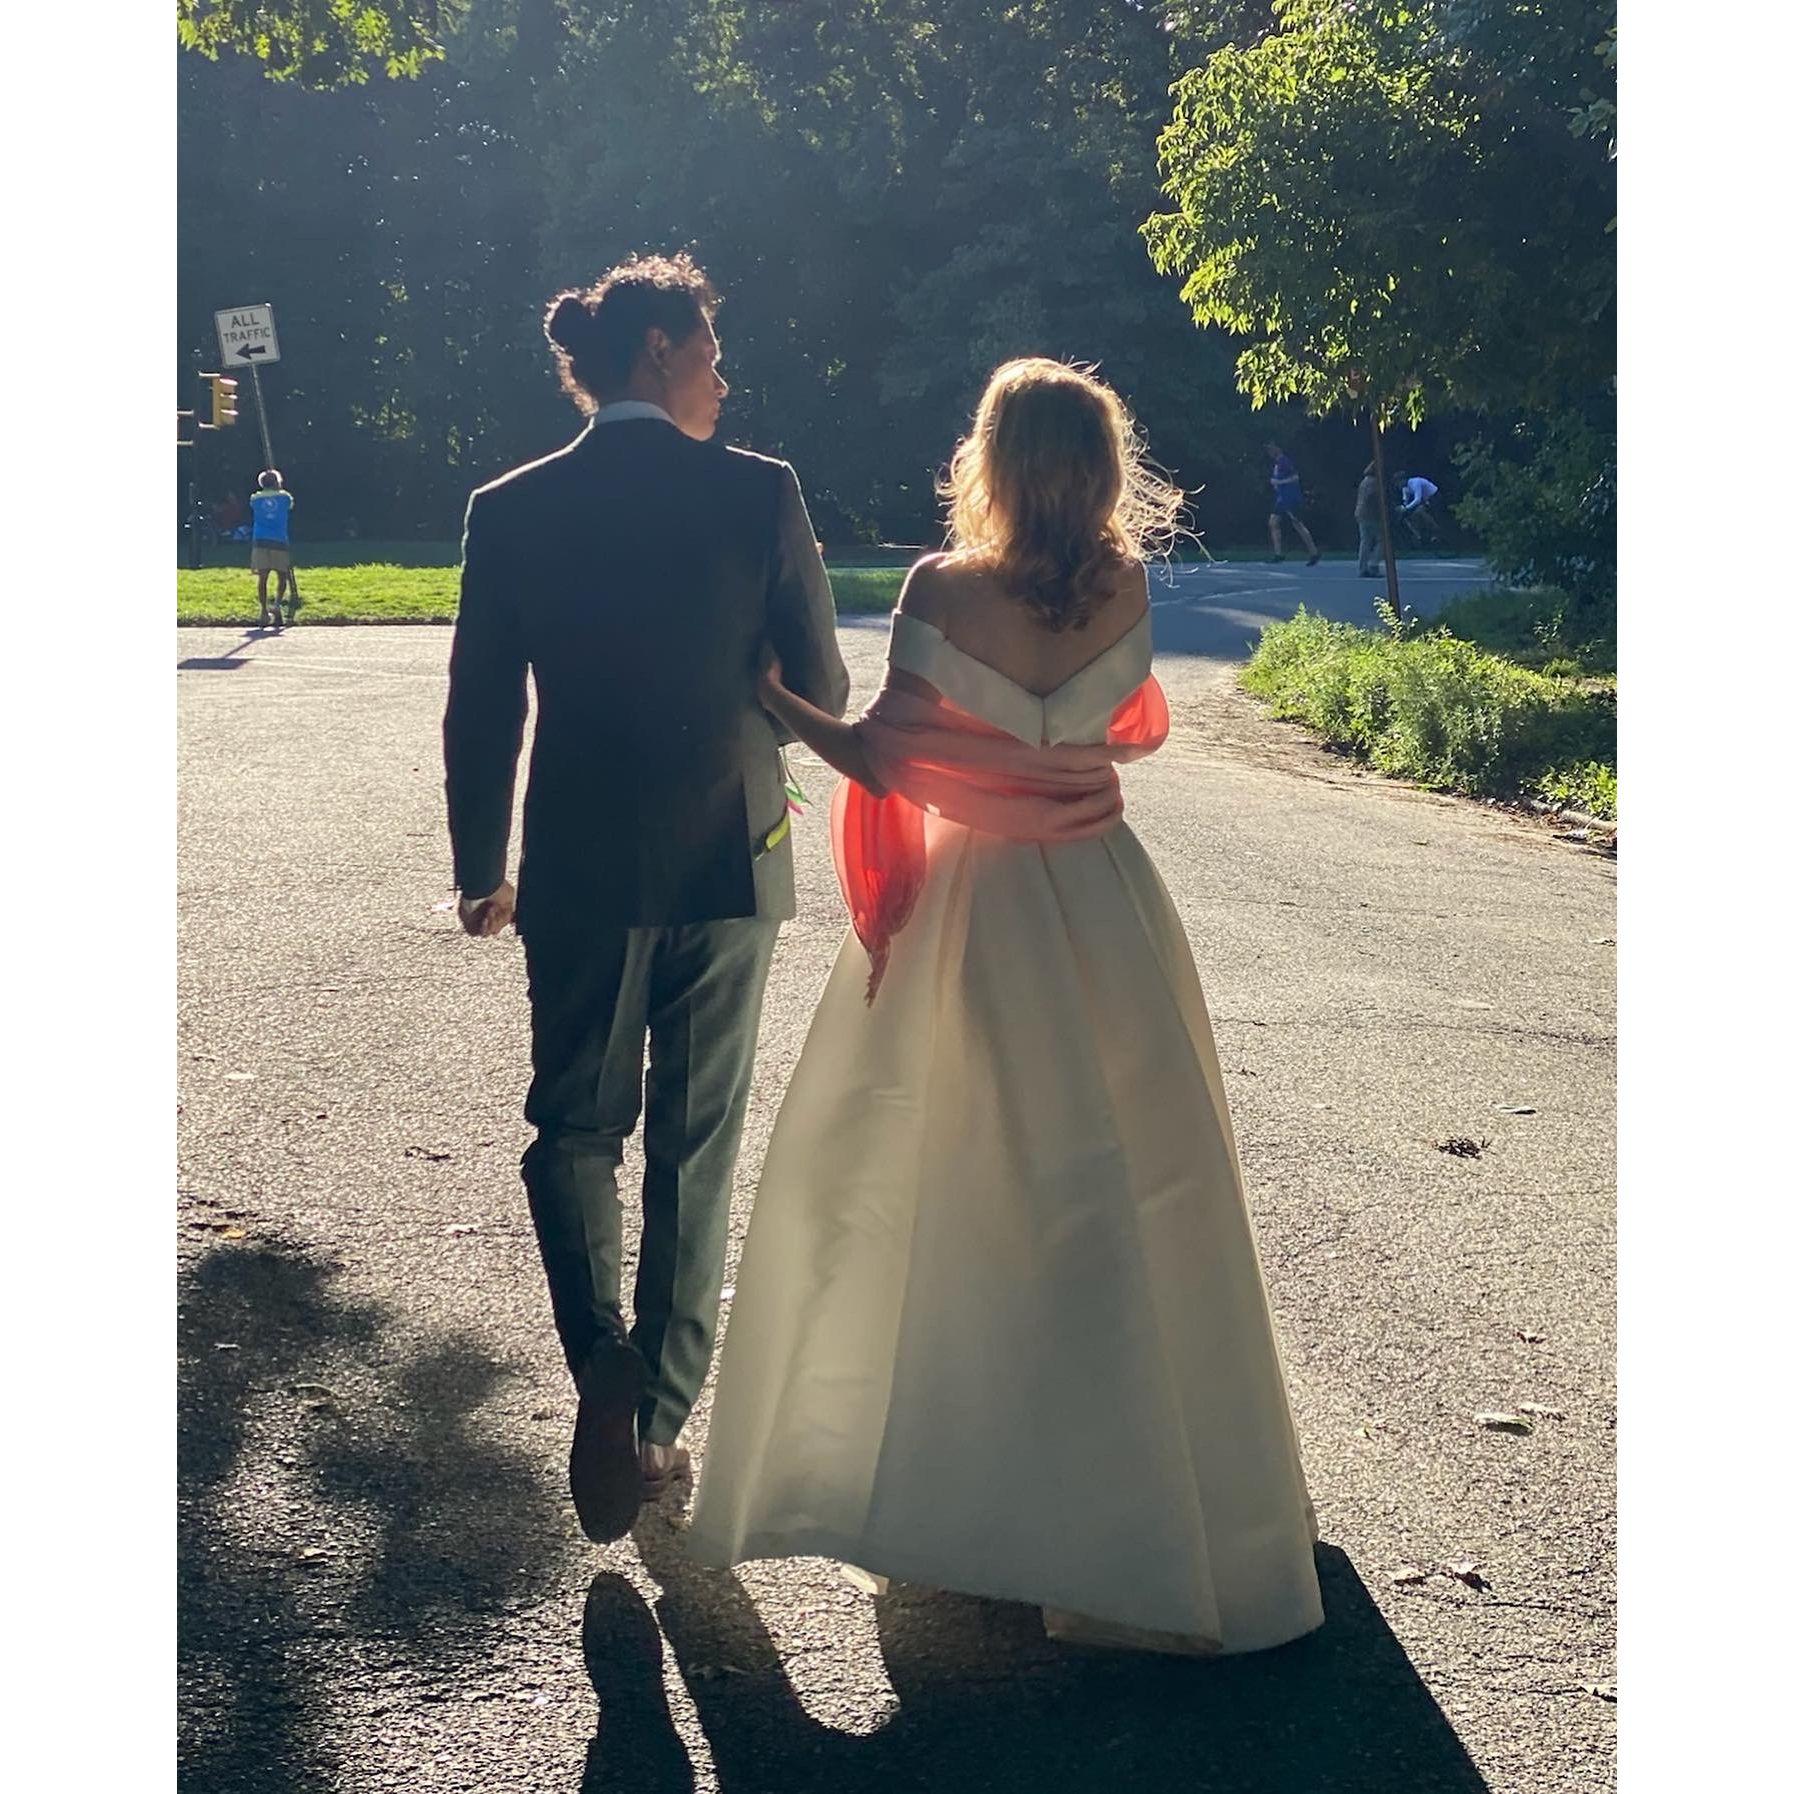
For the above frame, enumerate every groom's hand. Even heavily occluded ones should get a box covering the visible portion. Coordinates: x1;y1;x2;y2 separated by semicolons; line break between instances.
457;880;516;937
757;641;786;701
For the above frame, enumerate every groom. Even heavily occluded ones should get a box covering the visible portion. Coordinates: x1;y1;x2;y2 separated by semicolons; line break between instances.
443;253;850;1543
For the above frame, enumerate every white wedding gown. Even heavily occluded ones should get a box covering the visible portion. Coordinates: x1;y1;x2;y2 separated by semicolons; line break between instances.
686;612;1324;1654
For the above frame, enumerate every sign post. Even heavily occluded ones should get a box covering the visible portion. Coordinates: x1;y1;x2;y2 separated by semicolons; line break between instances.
214;304;281;469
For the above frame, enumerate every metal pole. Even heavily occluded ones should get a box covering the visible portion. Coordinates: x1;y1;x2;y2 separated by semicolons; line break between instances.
248;361;302;618
249;361;275;470
1370;411;1402;629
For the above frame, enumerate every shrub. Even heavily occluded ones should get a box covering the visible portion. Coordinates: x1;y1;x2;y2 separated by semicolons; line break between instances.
1243;607;1616;818
1429;582;1615;677
1537;761;1618;819
1453;410;1616;623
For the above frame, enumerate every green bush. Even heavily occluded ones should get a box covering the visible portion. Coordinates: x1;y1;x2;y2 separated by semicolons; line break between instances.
1243;607;1615;819
1537;761;1618;819
1453;410;1616;618
1429;582;1615;677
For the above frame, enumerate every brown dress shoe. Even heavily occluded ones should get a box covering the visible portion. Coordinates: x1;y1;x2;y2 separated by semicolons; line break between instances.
570;1339;647;1543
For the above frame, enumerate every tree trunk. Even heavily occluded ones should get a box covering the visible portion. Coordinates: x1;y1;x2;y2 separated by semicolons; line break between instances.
1370;413;1402;629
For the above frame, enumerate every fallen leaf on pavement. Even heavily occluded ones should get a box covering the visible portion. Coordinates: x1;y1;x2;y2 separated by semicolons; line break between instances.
224;1072;256;1082
1474;1411;1535;1434
1518;1403;1565;1420
1436;1136;1490;1158
1391;1566;1430;1587
1585;1682;1617;1703
405;1146;453;1162
1515;1329;1547;1344
1492;1103;1537;1115
445;1223;480;1237
431;899;457;913
1444;1559;1490;1591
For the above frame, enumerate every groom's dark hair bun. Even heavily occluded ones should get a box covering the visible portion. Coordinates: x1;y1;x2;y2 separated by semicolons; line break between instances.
543;252;720;413
545;293;595;355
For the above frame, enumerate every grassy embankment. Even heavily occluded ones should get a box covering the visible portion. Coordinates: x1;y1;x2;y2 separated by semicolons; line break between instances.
1242;587;1616;821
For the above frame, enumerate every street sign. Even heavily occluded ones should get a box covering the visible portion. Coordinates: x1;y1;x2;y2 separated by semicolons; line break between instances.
214;303;281;368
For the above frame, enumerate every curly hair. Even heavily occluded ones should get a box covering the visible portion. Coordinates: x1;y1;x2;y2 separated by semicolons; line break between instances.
939;359;1185;632
543;252;719;412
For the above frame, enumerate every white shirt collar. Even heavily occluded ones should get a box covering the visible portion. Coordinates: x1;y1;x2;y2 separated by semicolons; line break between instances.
592;400;675;428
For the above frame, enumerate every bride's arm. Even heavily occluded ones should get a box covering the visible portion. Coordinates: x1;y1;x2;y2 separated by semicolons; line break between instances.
758;649;889;797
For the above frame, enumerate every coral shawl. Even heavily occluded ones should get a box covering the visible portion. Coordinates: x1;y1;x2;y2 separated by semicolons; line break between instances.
830;675;1170;1002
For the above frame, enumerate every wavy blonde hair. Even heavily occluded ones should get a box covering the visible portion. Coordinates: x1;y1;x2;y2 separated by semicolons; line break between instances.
939;358;1185;632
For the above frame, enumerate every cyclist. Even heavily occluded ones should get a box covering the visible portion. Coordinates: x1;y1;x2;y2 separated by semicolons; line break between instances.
1393;469;1441;548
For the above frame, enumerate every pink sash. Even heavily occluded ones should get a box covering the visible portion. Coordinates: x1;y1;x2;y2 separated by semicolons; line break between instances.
830;676;1170;1002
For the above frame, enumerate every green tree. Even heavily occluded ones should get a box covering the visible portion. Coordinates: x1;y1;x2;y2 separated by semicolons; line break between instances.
176;0;1363;544
1143;0;1615;601
177;0;465;86
1144;0;1503;430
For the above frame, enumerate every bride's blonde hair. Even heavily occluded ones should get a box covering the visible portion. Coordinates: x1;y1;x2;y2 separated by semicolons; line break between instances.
939;358;1185;632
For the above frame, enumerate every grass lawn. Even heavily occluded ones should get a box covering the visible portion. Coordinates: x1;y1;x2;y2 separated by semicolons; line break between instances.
175;557;906;625
178;535;1409;626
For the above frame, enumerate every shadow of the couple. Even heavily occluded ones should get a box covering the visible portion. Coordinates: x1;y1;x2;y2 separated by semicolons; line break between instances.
581;1507;1492;1794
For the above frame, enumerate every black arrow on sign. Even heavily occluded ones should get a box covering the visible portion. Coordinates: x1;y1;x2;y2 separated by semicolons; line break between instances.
238;343;269;358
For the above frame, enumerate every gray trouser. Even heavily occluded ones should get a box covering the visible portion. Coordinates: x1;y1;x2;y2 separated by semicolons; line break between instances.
1357;517;1384;574
520;917;779;1445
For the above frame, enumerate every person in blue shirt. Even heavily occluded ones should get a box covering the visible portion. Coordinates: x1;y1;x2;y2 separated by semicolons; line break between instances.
1264;442;1321;565
249;469;296;629
1394;468;1441;545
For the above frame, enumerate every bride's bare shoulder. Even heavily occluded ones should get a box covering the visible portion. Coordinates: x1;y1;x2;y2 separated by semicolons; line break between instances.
1113;555;1151;624
895;551;981;625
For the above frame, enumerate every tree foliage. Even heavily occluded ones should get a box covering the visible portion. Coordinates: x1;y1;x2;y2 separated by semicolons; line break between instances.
176;0;463;87
1453;411;1615;614
1144;1;1616;426
180;0;1324;544
175;1;1610;553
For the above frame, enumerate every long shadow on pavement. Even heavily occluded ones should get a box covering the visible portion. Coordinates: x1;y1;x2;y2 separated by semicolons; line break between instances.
177;628;276;671
178;1235;565;1792
586;1505;1490;1794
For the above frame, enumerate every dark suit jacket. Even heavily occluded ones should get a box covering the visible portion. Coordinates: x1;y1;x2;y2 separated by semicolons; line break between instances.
443;417;851;933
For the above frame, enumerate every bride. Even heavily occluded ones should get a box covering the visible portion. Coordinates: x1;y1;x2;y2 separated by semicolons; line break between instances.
685;358;1323;1656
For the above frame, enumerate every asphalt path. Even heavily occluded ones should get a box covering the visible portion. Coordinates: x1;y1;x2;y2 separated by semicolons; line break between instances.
178;555;1615;1793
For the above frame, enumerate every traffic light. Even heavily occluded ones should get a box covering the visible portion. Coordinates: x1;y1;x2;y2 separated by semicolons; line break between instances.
202;372;239;428
176;409;196;448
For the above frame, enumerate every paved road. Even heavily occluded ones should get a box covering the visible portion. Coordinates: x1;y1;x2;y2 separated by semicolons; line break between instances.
177;558;1614;1793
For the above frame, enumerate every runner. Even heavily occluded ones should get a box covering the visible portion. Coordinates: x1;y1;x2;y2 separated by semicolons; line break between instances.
1265;441;1321;565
